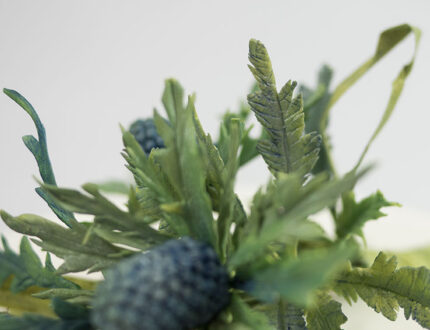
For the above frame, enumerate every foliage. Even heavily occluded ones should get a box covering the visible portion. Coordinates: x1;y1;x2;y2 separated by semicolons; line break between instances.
334;253;430;328
0;23;425;329
247;39;321;178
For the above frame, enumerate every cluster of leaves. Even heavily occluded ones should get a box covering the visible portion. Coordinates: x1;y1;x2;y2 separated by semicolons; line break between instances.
0;23;426;330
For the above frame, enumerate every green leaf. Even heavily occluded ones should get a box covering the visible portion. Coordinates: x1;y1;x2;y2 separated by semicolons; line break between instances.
0;236;78;293
242;243;356;306
187;88;249;253
371;246;430;269
302;65;333;135
305;293;347;330
300;65;334;176
176;96;217;246
0;210;123;274
162;78;184;124
316;24;421;175
0;313;91;330
41;183;170;246
0;283;55;317
334;252;430;328
247;39;321;177
228;294;272;330
216;83;261;168
33;288;93;301
51;298;89;320
122;127;189;237
94;179;130;195
3;89;77;228
238;128;259;167
354;25;421;170
336;190;399;239
126;80;218;246
217;119;241;262
229;170;364;271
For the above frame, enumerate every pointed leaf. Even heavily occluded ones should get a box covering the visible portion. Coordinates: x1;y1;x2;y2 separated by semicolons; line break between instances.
247;40;321;177
336;190;399;239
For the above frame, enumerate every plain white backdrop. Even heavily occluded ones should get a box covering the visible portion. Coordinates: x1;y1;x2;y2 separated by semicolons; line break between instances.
0;1;429;328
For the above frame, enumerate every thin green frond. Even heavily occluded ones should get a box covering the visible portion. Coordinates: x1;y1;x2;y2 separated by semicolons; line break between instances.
247;40;321;177
334;252;430;328
3;89;76;228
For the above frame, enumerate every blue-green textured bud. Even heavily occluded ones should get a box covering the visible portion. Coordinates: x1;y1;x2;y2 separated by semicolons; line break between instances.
91;237;230;330
129;118;165;155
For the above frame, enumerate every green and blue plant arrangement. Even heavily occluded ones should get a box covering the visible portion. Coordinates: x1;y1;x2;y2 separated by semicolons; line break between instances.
0;23;427;329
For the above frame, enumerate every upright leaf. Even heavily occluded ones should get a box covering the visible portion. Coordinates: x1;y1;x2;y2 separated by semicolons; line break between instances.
217;119;241;262
300;65;334;175
247;39;321;177
176;97;217;246
3;89;77;228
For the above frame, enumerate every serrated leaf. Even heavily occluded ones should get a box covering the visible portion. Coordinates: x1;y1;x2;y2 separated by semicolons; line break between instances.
247;39;321;177
336;190;399;239
305;293;347;330
334;252;430;328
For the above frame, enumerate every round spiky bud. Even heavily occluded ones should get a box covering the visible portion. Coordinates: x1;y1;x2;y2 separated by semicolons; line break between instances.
129;118;165;155
91;237;230;330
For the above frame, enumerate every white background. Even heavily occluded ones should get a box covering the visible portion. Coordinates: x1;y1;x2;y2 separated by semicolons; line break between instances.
0;1;430;328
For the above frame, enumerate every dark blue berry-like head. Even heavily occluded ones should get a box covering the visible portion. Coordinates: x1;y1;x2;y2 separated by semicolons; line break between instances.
129;118;166;155
91;237;230;330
